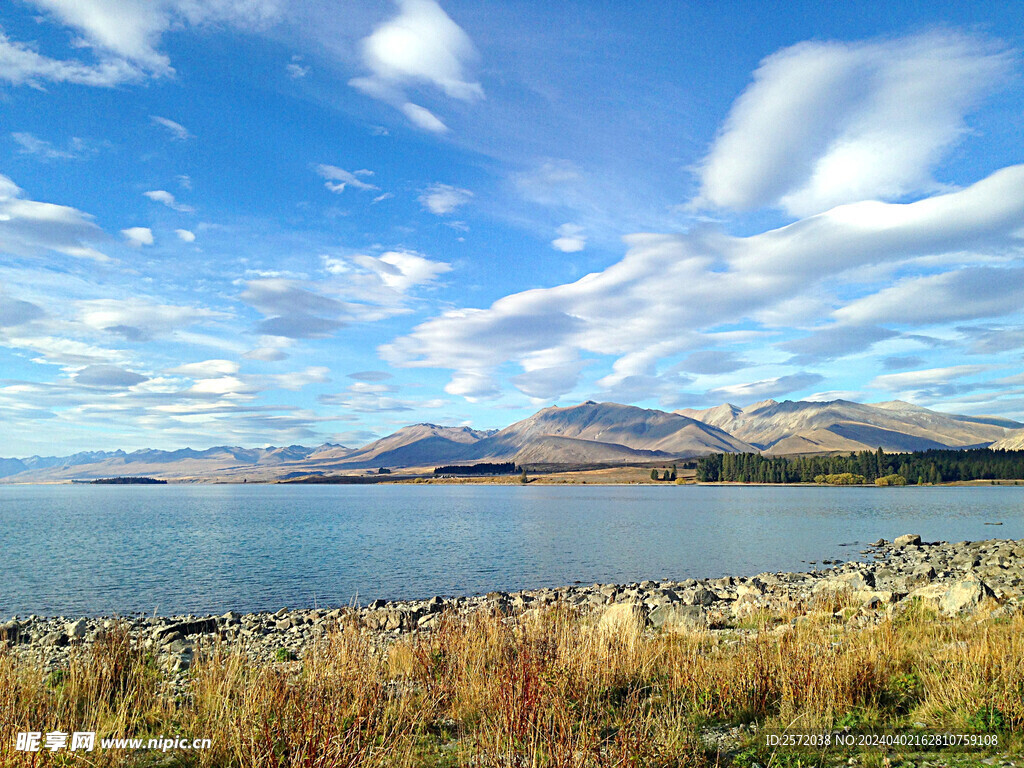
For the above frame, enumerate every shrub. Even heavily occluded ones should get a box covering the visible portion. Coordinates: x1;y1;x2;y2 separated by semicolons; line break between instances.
875;474;908;486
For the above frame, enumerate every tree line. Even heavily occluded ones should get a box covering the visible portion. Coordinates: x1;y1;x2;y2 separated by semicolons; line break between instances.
695;448;1024;485
433;462;518;476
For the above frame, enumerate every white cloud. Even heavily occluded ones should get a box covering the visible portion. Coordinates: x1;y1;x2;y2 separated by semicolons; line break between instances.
696;32;1013;217
5;0;283;87
551;223;586;253
242;346;287;362
175;228;196;242
836;267;1024;325
0;294;46;328
401;102;448;133
144;189;195;212
383;164;1024;402
319;380;446;413
12;132;91;160
120;227;154;246
77;297;226;341
3;334;126;366
0;31;146;87
868;364;987;391
170;359;241;378
0;173;108;261
314;164;379;193
332;250;452;294
286;56;309;78
240;279;351;339
350;0;482;130
418;183;472;214
150;115;193;140
239;267;427;340
30;0;174;71
73;364;149;388
708;373;825;403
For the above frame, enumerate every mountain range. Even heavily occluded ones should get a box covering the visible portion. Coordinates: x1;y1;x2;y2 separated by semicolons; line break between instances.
2;399;1022;483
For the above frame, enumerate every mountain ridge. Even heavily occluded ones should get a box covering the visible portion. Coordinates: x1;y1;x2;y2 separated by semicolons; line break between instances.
2;399;1021;483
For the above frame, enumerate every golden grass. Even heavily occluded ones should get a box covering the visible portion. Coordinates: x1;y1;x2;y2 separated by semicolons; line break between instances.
1;604;1021;767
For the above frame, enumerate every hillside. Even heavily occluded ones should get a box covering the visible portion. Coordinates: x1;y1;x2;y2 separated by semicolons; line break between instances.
991;429;1024;451
677;399;1020;454
300;424;494;470
465;401;756;463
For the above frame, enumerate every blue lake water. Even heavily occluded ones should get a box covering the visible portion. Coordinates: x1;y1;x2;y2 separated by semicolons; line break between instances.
1;483;1023;617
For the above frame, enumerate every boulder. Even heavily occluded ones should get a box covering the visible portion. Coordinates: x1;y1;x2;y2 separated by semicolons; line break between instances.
854;591;897;609
153;618;217;641
67;619;88;639
839;569;875;590
904;583;948;609
736;580;765;599
908;565;937;587
940;577;995;615
688;588;719;606
1;620;21;644
894;534;922;547
363;609;407;632
649;604;706;632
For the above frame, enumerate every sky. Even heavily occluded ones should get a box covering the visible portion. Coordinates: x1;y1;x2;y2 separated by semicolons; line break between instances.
1;0;1024;456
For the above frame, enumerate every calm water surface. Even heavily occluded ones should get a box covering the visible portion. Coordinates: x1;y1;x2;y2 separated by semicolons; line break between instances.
1;484;1022;616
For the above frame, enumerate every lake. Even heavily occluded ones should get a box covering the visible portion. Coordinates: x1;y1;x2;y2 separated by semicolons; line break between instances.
2;483;1022;617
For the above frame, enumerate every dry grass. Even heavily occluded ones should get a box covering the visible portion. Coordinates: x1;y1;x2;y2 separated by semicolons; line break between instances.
1;605;1022;767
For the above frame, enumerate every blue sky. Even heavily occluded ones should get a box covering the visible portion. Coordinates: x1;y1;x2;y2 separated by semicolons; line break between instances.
2;0;1024;455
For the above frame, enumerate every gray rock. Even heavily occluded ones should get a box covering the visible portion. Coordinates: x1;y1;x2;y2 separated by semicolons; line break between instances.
1;620;21;644
649;604;706;632
67;618;88;639
894;534;922;547
941;577;995;615
908;564;937;586
364;609;406;632
838;570;875;590
688;588;718;606
155;618;218;641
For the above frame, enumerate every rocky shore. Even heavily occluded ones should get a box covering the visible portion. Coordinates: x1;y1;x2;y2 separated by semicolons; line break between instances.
4;535;1023;677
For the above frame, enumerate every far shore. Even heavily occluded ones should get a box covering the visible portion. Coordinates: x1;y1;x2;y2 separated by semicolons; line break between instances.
9;469;1024;487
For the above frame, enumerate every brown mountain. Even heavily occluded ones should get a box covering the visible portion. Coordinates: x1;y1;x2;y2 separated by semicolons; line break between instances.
467;401;755;463
677;399;1021;454
297;424;493;470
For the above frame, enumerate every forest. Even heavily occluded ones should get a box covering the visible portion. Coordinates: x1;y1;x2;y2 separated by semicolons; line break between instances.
695;448;1024;484
433;462;519;476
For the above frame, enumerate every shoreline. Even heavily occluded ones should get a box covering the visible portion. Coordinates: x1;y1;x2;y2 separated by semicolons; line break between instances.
5;534;1022;672
4;535;1023;766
